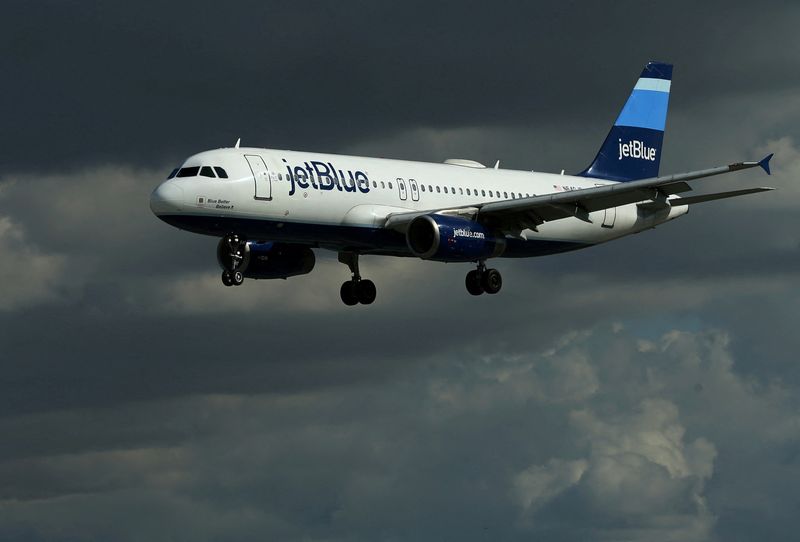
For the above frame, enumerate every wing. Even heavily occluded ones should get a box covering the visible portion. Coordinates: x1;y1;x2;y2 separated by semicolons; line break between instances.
384;154;774;233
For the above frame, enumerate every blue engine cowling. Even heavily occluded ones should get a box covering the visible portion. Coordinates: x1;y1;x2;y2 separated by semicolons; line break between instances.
406;215;505;262
218;241;315;279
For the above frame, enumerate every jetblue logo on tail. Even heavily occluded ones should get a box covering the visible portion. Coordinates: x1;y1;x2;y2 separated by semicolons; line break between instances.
618;139;657;161
578;61;672;182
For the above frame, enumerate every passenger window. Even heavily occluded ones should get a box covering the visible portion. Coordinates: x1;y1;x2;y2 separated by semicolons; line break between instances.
436;186;441;193
388;182;393;189
167;168;179;179
177;166;200;177
421;185;426;192
466;188;471;195
443;187;448;194
512;193;516;199
214;167;228;178
519;193;523;198
481;190;486;197
504;191;508;198
381;181;385;188
429;185;433;192
200;166;215;178
459;188;463;195
372;181;377;188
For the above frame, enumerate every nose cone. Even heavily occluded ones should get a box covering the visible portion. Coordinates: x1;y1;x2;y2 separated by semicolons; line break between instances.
150;181;185;215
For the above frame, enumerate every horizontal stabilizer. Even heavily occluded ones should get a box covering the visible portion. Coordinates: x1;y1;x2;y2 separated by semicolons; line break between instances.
670;187;774;206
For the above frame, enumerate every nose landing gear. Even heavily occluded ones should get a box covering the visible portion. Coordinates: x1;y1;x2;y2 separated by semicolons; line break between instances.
221;270;244;287
465;262;502;296
339;252;377;305
218;234;247;287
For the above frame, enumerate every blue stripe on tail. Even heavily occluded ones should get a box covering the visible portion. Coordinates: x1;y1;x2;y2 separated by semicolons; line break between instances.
616;90;670;131
579;61;673;182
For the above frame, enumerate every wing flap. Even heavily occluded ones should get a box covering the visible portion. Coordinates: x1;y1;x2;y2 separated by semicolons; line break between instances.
669;187;774;206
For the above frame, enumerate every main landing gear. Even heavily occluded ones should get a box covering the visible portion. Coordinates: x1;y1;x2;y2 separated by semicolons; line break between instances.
465;261;502;296
338;252;376;306
219;233;246;287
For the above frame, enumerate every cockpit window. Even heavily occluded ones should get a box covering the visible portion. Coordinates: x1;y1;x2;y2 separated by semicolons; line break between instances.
200;166;216;178
167;168;179;179
214;167;228;179
176;166;200;177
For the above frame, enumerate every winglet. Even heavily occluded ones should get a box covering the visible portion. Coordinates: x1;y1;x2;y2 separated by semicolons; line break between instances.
759;153;773;175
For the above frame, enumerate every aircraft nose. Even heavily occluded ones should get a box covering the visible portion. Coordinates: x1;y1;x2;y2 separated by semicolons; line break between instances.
150;181;185;215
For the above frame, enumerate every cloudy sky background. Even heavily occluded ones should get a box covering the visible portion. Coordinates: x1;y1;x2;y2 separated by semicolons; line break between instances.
1;1;799;540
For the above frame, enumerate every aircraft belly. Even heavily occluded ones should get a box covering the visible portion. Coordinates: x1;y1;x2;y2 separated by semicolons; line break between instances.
157;213;409;252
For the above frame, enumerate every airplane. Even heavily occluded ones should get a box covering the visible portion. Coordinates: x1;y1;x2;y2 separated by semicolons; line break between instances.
150;61;774;306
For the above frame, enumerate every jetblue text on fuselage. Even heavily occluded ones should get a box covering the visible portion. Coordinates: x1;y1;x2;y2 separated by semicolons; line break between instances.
283;159;370;196
618;139;657;161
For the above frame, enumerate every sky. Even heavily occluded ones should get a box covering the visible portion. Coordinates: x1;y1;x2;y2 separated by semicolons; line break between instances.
1;1;799;540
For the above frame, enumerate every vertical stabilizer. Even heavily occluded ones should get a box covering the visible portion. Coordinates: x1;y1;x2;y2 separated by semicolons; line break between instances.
579;61;673;182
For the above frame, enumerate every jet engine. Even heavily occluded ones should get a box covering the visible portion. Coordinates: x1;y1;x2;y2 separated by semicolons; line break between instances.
406;214;505;262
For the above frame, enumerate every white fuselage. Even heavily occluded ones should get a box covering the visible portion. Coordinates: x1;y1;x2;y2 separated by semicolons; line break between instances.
150;147;686;257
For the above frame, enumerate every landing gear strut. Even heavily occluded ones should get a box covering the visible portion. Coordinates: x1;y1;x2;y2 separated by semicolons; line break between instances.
219;233;246;287
338;251;376;305
465;261;502;296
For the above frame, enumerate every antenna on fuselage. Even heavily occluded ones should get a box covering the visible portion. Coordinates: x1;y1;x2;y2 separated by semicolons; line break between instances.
235;137;241;149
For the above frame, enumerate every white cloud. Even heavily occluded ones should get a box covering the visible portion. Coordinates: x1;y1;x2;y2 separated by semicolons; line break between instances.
0;216;67;310
513;458;588;513
571;399;713;480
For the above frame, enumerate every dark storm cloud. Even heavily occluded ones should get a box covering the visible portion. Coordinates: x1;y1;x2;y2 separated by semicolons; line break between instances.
3;0;799;173
1;1;800;541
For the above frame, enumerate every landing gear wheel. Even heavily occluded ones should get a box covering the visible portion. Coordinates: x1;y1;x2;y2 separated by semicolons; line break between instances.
231;270;244;286
465;270;484;296
340;281;359;306
356;279;377;305
338;251;378;306
221;271;234;287
482;268;502;294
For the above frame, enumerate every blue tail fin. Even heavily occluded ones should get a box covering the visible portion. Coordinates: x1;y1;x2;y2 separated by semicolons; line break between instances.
579;61;673;182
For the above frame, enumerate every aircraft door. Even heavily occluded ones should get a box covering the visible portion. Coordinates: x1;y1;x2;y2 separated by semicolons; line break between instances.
409;179;420;201
245;155;272;201
397;178;408;201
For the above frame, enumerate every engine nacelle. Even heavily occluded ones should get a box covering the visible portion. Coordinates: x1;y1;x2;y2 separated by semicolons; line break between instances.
217;240;315;279
406;215;505;262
